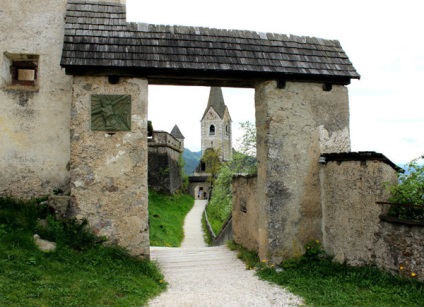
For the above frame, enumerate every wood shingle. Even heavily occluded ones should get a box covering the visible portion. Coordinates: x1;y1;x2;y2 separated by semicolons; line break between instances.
61;0;360;86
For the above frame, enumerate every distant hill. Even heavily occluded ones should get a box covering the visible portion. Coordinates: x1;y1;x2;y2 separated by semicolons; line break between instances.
183;149;201;175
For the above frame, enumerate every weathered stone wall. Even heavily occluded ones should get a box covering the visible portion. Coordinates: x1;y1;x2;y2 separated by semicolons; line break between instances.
321;158;424;281
321;159;397;264
232;175;259;253
0;0;72;198
148;132;183;194
255;80;350;262
375;221;424;281
70;76;149;258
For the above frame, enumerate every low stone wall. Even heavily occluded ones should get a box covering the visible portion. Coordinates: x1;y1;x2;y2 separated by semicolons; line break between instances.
375;220;424;280
320;153;424;281
320;157;398;264
232;175;259;253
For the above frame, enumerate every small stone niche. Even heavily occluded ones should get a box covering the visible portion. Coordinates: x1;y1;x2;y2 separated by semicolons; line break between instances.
2;52;39;88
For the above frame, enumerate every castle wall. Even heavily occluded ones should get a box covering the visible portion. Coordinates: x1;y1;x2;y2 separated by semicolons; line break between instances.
0;0;72;198
70;76;149;258
148;131;183;194
255;80;350;262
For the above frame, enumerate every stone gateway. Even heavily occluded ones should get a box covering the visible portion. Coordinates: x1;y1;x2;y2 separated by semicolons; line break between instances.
1;0;380;263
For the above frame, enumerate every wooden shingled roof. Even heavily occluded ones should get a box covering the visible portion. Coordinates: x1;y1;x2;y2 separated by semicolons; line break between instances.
61;1;360;87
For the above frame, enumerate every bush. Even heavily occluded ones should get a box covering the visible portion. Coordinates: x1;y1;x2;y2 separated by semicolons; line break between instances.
386;157;424;221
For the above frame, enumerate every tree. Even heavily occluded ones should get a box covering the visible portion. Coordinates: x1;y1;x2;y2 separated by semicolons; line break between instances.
201;148;221;186
206;121;258;234
386;155;424;221
236;121;256;157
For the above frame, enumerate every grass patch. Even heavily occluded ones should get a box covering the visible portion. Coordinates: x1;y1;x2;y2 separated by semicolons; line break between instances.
149;190;194;247
201;213;212;246
228;241;424;306
227;240;260;270
0;197;166;306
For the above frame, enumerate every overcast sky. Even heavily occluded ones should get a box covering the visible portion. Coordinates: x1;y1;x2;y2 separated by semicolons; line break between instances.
126;0;423;164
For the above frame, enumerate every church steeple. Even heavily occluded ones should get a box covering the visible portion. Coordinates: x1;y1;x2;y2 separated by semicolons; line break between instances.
200;87;232;161
201;87;227;120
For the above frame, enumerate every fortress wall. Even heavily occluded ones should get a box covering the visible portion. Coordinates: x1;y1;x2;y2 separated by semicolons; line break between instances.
148;137;183;195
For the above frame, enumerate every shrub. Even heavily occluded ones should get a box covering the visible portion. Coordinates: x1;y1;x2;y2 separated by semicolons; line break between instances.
386;157;424;221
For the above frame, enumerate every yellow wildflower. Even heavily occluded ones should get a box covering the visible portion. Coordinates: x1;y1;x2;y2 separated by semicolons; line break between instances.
399;266;404;270
411;272;417;277
159;279;163;283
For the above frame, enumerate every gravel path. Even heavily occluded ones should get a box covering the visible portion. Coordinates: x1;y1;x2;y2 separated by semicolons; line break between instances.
149;200;303;306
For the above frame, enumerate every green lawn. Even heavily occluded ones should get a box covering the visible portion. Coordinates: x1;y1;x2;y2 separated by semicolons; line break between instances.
0;197;165;306
148;190;194;247
228;241;424;307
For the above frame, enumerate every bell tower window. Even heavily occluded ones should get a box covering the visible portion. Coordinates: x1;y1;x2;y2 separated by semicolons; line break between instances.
209;125;215;135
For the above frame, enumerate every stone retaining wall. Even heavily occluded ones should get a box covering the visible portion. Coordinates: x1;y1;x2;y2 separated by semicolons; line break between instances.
375;220;424;280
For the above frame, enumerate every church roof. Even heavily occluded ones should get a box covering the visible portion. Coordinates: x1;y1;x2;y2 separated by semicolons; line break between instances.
170;125;185;139
61;1;360;86
201;87;227;120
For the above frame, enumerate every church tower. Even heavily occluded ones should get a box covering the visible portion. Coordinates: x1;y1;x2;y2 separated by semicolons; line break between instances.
201;87;232;161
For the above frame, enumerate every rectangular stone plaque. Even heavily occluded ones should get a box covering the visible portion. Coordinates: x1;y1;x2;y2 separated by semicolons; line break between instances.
91;94;131;131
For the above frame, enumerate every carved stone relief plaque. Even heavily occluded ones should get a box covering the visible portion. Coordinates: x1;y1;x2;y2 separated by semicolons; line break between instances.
91;95;131;131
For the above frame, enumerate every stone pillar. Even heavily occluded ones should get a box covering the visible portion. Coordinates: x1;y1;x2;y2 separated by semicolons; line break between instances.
70;76;149;258
255;80;350;263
